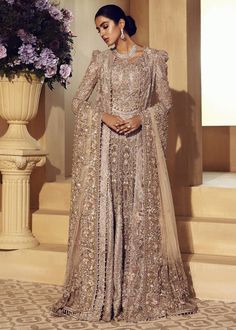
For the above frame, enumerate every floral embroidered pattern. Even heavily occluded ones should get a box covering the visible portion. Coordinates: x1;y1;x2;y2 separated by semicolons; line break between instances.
51;47;198;322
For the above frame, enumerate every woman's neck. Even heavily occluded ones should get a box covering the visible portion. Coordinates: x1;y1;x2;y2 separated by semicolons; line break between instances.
114;36;136;53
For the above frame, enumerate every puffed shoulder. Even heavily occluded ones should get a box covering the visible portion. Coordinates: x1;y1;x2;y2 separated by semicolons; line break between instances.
91;49;101;60
148;47;169;62
157;49;169;62
148;48;169;79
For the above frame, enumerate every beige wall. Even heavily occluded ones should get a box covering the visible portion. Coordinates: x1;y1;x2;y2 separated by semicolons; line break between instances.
130;0;149;46
203;127;236;172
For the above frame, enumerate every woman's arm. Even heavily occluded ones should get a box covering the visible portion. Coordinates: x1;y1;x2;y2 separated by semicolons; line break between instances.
72;49;125;131
141;50;173;155
72;50;101;115
153;50;173;116
118;50;172;144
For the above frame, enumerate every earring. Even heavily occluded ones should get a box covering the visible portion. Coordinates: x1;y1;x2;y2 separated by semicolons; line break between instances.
120;28;125;40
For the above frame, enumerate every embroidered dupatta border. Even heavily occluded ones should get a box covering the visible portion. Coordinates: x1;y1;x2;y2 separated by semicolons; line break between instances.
51;49;198;320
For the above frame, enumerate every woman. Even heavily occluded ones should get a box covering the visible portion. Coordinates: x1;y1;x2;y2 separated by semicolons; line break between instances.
52;4;198;322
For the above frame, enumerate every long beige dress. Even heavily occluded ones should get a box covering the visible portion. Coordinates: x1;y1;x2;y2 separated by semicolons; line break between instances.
52;46;198;322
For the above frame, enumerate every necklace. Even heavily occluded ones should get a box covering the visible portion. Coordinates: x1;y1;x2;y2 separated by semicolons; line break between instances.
109;48;143;119
113;44;137;59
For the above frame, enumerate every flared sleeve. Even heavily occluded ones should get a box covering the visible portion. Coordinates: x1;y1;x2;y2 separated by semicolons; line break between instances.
72;49;101;115
141;50;173;156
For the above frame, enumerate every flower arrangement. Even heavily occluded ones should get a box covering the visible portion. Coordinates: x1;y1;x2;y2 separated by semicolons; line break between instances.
0;0;74;89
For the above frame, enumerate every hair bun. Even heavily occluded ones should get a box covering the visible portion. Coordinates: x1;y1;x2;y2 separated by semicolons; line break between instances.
125;15;137;36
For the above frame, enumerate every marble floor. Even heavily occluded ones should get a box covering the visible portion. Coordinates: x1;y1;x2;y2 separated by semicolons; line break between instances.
0;279;235;330
203;171;236;188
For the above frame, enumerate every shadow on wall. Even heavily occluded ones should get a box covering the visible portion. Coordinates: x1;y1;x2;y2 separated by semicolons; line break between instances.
27;86;47;210
43;84;72;182
167;88;200;188
28;85;63;206
167;89;200;255
0;119;7;137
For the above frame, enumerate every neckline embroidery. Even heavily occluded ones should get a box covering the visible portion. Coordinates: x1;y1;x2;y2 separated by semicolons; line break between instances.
111;46;148;65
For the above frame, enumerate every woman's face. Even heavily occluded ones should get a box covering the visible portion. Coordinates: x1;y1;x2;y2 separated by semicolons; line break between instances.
95;15;123;46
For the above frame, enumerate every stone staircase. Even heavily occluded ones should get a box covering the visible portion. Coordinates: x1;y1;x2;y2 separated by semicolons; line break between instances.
0;175;236;301
173;185;236;302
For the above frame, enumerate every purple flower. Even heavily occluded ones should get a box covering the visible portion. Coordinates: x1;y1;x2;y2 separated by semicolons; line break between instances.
62;9;73;32
48;6;63;21
45;66;57;78
35;0;51;11
0;0;73;90
35;48;59;69
63;22;72;33
59;64;71;79
18;44;38;64
62;9;73;22
0;45;7;59
5;0;14;4
17;29;37;44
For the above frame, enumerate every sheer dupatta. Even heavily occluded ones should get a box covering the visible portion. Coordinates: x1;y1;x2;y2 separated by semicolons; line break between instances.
139;50;197;315
141;50;184;268
51;48;197;321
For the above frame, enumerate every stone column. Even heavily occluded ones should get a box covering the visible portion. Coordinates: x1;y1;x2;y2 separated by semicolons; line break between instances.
0;150;46;249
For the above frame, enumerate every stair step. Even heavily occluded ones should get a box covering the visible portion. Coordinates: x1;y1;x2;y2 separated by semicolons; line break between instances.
32;209;69;245
0;244;235;301
173;186;236;218
32;210;236;256
0;244;67;285
182;253;236;301
38;180;71;211
177;216;236;256
37;181;236;218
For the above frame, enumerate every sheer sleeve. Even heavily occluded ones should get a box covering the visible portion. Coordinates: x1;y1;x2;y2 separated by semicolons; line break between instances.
154;50;172;115
72;49;101;115
141;50;173;156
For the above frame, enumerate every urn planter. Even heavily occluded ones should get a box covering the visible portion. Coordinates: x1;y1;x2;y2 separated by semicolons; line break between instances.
0;73;44;150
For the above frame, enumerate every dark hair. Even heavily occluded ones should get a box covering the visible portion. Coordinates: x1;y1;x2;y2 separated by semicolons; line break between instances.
95;4;137;37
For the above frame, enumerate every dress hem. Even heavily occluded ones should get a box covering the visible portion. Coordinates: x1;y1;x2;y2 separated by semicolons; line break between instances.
51;301;198;323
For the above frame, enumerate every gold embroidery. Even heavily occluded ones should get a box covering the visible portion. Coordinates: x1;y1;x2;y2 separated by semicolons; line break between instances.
51;47;198;322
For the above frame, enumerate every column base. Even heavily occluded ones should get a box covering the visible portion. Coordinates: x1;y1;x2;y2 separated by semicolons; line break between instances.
0;232;39;250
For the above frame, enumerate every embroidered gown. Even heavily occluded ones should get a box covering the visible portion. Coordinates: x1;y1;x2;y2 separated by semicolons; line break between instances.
52;46;198;322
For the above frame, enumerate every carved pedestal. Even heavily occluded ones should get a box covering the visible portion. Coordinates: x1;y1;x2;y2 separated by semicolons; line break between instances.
0;150;46;249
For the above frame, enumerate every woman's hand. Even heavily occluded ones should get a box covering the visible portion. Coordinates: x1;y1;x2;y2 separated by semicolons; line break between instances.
101;112;125;132
116;115;142;135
